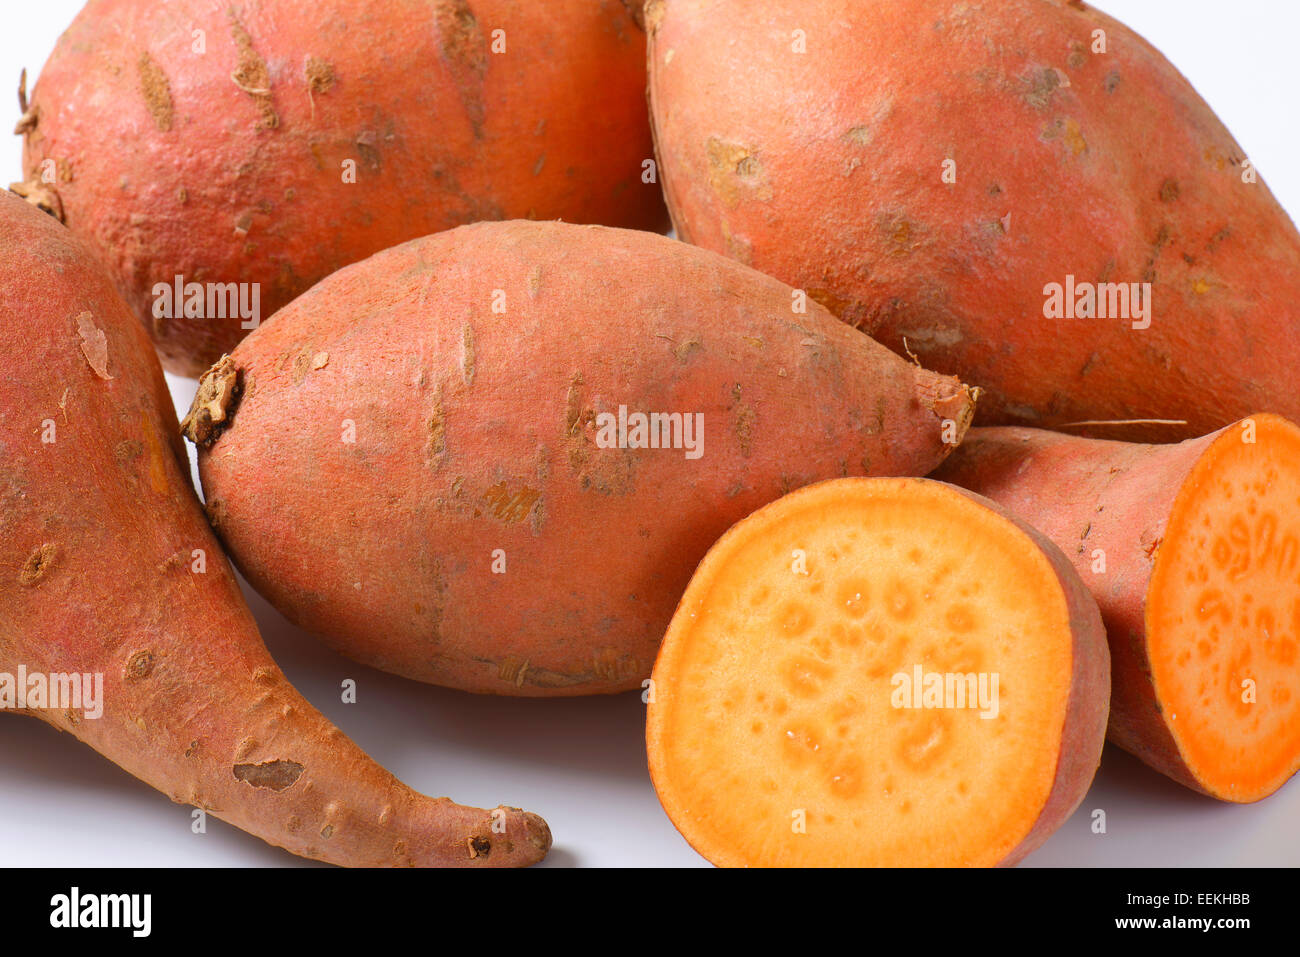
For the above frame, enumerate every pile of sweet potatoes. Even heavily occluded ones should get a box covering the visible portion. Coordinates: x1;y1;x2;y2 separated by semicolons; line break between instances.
6;0;1299;868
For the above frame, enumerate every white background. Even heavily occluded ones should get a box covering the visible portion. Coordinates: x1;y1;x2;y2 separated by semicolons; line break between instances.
2;1;1298;867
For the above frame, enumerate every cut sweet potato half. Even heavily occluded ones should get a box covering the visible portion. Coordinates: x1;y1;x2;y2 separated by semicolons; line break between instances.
936;413;1300;802
646;478;1110;867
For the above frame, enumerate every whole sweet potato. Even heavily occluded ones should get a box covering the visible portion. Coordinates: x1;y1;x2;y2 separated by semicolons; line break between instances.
0;191;549;866
647;0;1300;440
186;220;977;696
17;0;667;375
935;416;1300;802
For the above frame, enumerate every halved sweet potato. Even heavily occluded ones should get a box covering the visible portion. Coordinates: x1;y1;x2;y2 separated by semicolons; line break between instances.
935;415;1300;802
646;477;1109;866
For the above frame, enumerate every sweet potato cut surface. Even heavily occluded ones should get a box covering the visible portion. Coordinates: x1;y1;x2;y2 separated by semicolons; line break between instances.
646;478;1109;866
937;415;1300;802
646;0;1300;440
0;190;549;867
189;221;976;697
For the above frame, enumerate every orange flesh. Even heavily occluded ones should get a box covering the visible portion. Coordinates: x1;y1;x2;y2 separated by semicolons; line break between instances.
1147;414;1300;802
647;478;1075;867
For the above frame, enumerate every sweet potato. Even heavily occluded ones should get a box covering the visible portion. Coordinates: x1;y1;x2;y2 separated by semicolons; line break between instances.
646;0;1300;440
184;220;977;696
0;191;549;866
934;415;1300;802
645;477;1110;866
16;0;667;376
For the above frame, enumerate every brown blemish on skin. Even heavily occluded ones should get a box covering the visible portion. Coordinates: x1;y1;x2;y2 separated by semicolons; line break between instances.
1159;178;1180;203
305;56;335;102
468;835;492;859
731;384;755;457
228;10;278;128
137;52;174;131
434;0;488;137
674;337;702;361
879;213;922;255
706;137;773;209
1103;71;1121;94
320;824;335;839
1023;67;1065;110
234;760;303;791
461;324;477;386
427;385;447;458
124;650;155;681
19;543;56;586
76;313;113;379
205;497;227;530
140;412;169;494
480;482;541;523
181;355;242;446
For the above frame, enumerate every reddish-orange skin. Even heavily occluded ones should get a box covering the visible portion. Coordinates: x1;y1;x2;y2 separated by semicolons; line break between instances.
934;425;1229;795
0;193;549;866
195;220;976;696
21;0;668;376
648;0;1300;440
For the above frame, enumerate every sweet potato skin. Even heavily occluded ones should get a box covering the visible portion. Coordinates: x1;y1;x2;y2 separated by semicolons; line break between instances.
933;426;1222;794
647;0;1300;440
192;220;976;696
19;0;668;376
0;192;548;866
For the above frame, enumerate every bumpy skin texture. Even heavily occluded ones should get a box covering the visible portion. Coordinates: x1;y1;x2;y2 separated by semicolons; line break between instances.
19;0;667;376
0;193;549;867
934;425;1230;795
647;0;1300;440
192;220;976;696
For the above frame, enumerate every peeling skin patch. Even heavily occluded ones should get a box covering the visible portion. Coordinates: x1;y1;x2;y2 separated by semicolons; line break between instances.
137;52;174;131
228;10;278;128
706;137;773;209
124;649;155;681
480;482;541;524
233;760;304;791
1041;117;1087;155
434;0;488;136
19;543;56;586
181;355;241;446
76;313;113;379
485;655;592;689
844;126;872;146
